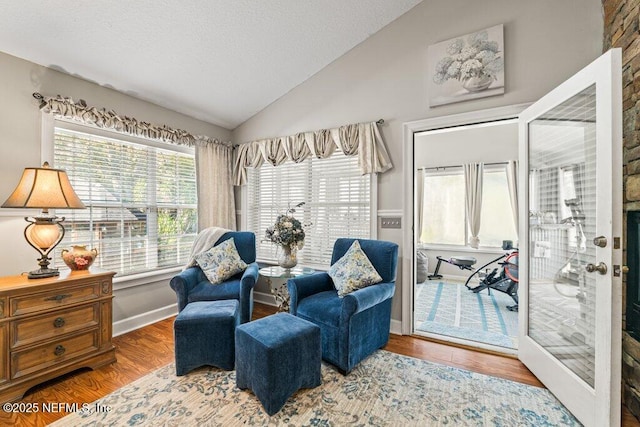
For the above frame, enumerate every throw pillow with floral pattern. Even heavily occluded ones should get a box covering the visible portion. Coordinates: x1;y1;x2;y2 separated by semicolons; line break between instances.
328;240;382;297
195;238;248;284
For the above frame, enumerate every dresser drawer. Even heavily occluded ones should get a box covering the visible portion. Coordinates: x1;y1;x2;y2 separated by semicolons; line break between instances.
11;330;99;380
10;282;101;316
11;303;99;349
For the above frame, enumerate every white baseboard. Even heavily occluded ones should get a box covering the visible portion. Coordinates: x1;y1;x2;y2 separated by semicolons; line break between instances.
254;290;277;306
390;319;402;336
113;303;178;337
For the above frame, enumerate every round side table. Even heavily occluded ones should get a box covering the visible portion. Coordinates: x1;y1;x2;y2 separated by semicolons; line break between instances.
259;266;315;312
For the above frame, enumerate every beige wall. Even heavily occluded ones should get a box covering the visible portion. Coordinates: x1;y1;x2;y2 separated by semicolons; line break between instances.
0;0;605;327
0;51;232;324
233;0;604;322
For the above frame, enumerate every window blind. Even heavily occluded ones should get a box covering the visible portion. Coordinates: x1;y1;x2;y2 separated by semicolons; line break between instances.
247;150;371;267
420;165;517;247
53;126;197;276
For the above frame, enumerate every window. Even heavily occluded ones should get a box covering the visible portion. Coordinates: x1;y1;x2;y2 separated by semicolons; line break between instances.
53;125;197;276
420;164;517;247
246;149;371;266
420;170;465;245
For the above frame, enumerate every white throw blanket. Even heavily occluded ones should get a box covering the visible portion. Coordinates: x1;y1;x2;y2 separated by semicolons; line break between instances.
184;227;231;270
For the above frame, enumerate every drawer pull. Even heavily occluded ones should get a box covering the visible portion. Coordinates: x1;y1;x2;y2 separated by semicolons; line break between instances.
53;317;66;328
44;294;72;302
54;345;66;356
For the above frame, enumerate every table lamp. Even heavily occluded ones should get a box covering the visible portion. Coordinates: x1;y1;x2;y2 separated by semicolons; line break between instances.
2;162;85;278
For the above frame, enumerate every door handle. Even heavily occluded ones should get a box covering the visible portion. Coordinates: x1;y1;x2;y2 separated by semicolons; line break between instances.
593;236;607;248
585;262;607;275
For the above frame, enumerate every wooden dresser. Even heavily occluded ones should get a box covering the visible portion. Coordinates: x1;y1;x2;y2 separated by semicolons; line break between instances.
0;269;116;402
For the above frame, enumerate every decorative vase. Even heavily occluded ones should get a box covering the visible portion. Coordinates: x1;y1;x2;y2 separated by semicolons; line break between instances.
462;75;493;92
61;245;98;271
278;246;298;269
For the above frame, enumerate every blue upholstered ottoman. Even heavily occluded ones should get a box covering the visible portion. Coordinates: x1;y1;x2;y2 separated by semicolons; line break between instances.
235;313;321;415
174;300;239;375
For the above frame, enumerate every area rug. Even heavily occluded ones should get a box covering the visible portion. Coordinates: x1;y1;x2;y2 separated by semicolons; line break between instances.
50;350;578;426
416;281;518;349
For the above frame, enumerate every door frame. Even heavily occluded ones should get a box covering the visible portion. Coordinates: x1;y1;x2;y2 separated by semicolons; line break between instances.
401;103;530;336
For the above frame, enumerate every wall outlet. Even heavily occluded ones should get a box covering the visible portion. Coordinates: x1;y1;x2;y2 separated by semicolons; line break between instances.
380;217;401;229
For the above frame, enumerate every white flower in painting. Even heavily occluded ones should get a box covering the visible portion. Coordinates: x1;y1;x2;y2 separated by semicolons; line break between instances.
458;46;479;62
460;59;483;79
446;38;464;55
468;30;489;47
446;61;462;79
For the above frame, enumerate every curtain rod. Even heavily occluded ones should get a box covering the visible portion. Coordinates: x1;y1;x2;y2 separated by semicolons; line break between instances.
417;161;511;171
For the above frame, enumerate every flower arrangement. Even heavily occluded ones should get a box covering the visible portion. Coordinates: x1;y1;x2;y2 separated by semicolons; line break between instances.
265;202;306;251
432;29;503;86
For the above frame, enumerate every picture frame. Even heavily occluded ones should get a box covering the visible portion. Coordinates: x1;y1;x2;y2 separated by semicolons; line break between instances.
428;24;505;107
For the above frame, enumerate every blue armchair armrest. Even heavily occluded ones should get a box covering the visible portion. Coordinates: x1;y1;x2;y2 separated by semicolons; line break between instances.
287;272;334;315
241;262;259;288
170;267;202;312
239;262;259;322
341;282;395;320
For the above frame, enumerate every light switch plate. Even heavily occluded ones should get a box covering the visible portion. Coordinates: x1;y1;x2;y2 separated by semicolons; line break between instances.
380;217;401;229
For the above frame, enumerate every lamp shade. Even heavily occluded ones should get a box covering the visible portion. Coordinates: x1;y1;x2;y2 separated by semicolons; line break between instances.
2;162;85;210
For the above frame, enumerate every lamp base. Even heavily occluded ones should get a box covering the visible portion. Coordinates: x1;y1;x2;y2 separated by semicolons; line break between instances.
28;267;60;279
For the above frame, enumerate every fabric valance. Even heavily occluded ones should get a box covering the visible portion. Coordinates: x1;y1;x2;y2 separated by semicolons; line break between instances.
33;93;230;148
233;121;392;186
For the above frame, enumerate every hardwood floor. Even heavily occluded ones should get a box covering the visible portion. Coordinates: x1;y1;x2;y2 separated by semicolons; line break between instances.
1;302;638;426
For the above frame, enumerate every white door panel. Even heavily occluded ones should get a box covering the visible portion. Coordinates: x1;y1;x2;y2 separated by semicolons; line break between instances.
518;48;622;427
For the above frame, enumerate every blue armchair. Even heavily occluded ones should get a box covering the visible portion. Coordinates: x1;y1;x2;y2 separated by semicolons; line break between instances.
170;231;259;324
287;238;398;374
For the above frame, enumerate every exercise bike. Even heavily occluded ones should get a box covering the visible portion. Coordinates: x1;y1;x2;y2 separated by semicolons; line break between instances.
463;242;519;312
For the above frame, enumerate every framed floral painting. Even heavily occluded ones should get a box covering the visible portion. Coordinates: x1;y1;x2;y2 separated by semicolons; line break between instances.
428;24;504;107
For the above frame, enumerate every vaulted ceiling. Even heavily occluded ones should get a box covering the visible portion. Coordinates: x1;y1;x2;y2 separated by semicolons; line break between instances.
0;1;422;129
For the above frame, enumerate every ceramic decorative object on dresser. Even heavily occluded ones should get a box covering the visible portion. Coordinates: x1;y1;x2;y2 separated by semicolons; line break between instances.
0;269;116;402
61;245;98;271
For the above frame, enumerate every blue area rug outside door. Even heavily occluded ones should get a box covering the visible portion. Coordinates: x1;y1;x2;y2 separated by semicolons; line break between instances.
416;281;518;349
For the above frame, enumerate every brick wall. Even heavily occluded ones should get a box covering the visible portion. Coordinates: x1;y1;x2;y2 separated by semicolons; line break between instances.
603;0;640;419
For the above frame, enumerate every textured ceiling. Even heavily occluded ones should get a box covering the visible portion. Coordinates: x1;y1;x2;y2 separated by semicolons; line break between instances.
0;1;422;129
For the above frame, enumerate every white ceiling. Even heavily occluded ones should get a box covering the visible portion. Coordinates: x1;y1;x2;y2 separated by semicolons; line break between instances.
0;1;422;129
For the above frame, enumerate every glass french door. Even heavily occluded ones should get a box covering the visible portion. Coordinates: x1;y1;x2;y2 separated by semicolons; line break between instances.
518;49;622;427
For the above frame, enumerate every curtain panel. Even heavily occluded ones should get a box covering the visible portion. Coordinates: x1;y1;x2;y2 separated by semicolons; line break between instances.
417;169;425;243
35;92;237;231
233;121;392;186
464;163;484;249
195;142;236;230
506;160;519;240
